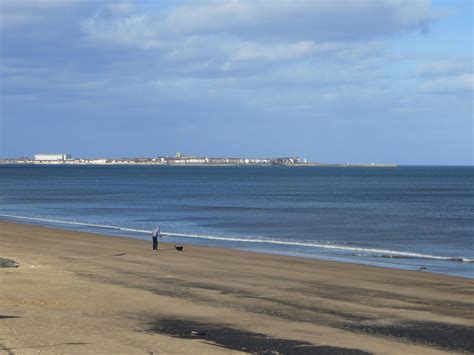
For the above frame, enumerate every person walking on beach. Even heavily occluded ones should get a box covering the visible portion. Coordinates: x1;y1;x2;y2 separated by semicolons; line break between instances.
152;226;161;250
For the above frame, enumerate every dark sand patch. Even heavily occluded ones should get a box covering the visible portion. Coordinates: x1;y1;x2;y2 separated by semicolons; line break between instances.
344;321;474;353
147;318;371;355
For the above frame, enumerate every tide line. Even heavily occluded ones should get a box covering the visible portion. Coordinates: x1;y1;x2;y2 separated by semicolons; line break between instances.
0;213;472;263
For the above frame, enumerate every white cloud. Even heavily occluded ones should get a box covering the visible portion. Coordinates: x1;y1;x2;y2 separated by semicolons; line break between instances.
0;0;80;28
230;40;316;61
417;60;473;94
418;61;473;77
82;15;162;49
1;0;425;114
3;0;467;112
81;0;433;48
106;1;135;15
160;0;431;40
79;0;426;81
0;0;78;7
421;74;473;93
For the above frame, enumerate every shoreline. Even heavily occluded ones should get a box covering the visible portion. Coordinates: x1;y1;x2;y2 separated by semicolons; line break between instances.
1;215;472;280
1;220;473;354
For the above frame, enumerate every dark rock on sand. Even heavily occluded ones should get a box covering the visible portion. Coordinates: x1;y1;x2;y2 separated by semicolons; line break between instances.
0;257;18;268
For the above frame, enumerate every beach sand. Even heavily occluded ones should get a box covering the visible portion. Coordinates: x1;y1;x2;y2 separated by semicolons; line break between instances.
0;221;473;354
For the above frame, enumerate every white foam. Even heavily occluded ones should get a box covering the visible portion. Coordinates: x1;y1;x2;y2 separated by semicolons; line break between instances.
0;214;151;234
1;213;472;263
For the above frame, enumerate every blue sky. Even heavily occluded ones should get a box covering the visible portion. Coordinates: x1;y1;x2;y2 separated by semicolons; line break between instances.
0;0;472;164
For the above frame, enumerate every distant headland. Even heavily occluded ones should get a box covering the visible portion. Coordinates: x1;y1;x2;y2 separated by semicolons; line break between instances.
0;153;397;167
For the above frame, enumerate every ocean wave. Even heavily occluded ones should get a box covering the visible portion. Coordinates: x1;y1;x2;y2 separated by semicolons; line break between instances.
359;254;473;263
1;213;473;264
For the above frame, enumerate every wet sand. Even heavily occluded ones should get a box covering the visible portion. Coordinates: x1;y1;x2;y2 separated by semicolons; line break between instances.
0;221;473;354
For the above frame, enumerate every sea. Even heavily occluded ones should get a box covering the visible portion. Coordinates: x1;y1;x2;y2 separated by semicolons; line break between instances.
0;165;472;278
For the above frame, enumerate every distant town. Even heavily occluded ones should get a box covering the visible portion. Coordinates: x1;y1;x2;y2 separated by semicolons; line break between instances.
0;153;397;167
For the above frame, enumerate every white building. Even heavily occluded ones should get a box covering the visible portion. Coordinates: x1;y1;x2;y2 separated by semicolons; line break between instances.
89;159;108;164
34;154;71;161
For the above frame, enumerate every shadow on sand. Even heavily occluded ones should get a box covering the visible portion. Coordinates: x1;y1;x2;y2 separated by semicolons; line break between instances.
344;321;474;353
146;318;370;355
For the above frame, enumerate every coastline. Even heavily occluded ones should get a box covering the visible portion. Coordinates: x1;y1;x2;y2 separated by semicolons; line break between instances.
1;220;473;354
1;213;472;279
0;162;398;167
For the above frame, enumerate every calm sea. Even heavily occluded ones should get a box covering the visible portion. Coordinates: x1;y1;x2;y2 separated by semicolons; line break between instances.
0;165;472;278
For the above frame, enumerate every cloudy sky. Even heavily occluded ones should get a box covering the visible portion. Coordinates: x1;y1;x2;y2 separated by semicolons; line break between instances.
1;0;472;164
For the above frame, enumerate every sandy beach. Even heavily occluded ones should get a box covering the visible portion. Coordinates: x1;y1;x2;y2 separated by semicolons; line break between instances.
0;221;473;354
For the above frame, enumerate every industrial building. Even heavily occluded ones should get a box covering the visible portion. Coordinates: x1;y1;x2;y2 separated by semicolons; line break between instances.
34;154;71;162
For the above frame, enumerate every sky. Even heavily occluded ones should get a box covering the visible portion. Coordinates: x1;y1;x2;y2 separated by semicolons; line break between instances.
0;0;472;164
